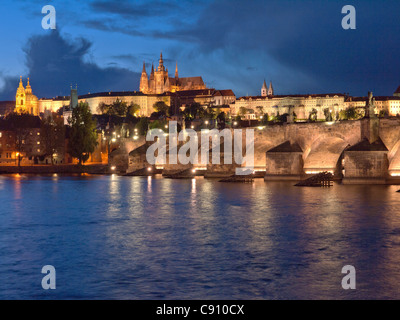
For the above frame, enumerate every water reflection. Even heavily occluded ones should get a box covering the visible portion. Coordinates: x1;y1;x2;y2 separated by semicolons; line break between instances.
1;176;400;299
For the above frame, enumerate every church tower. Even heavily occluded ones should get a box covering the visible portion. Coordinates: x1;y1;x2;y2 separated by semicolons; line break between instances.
175;62;179;79
154;52;169;94
268;81;274;96
261;80;267;97
24;78;39;115
139;62;149;93
158;52;165;72
15;77;39;116
15;76;26;113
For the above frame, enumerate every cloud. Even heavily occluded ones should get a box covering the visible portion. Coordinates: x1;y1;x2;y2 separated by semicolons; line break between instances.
82;19;144;37
90;0;180;18
165;0;400;96
0;30;141;100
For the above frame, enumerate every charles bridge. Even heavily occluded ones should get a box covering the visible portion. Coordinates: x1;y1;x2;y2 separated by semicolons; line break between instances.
109;117;400;184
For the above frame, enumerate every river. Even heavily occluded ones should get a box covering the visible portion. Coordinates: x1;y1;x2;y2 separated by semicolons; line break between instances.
1;174;400;299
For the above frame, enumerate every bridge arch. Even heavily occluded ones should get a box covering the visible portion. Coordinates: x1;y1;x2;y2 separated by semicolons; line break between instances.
303;134;350;175
388;139;400;175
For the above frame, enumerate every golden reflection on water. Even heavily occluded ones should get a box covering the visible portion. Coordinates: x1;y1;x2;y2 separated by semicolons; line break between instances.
4;175;400;299
147;176;152;193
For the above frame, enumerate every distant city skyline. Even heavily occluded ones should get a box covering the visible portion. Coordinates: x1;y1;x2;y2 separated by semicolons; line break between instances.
1;0;400;100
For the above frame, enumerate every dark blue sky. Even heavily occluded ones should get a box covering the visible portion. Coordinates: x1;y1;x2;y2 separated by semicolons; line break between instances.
1;0;400;100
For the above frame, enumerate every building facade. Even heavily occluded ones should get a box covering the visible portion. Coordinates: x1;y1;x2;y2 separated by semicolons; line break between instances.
140;53;207;94
231;81;400;119
15;77;39;116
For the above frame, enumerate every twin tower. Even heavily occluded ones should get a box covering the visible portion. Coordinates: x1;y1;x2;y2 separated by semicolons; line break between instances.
261;80;274;97
139;52;206;94
15;76;39;116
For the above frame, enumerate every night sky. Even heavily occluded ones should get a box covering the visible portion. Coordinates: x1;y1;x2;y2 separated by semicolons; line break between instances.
0;0;400;100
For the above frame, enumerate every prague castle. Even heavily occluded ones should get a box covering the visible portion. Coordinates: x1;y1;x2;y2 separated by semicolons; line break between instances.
8;62;400;120
15;77;39;116
140;53;206;94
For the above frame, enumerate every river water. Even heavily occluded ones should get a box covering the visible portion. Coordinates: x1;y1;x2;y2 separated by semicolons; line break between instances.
1;174;400;300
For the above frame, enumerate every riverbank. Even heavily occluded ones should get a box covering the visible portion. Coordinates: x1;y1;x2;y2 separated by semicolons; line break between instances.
0;164;109;174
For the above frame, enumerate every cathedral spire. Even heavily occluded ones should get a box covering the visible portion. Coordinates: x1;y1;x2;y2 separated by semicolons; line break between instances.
175;61;179;78
18;76;24;88
158;51;164;71
142;61;146;73
268;81;274;96
25;77;32;94
261;79;267;97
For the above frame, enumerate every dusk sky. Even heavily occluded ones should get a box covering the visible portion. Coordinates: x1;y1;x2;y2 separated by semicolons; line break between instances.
1;0;400;100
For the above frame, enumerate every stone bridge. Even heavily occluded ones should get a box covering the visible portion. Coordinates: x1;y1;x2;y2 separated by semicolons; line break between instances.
111;118;400;183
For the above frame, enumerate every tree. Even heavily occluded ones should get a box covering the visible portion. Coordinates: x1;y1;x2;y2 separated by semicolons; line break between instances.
149;119;167;131
239;107;247;117
379;109;389;118
217;111;226;129
97;100;128;117
112;100;128;117
68;102;98;165
41;114;65;165
261;113;269;125
153;101;170;116
97;102;109;115
324;108;333;121
183;102;205;120
342;106;364;120
128;103;141;117
308;108;318;122
136;117;149;136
